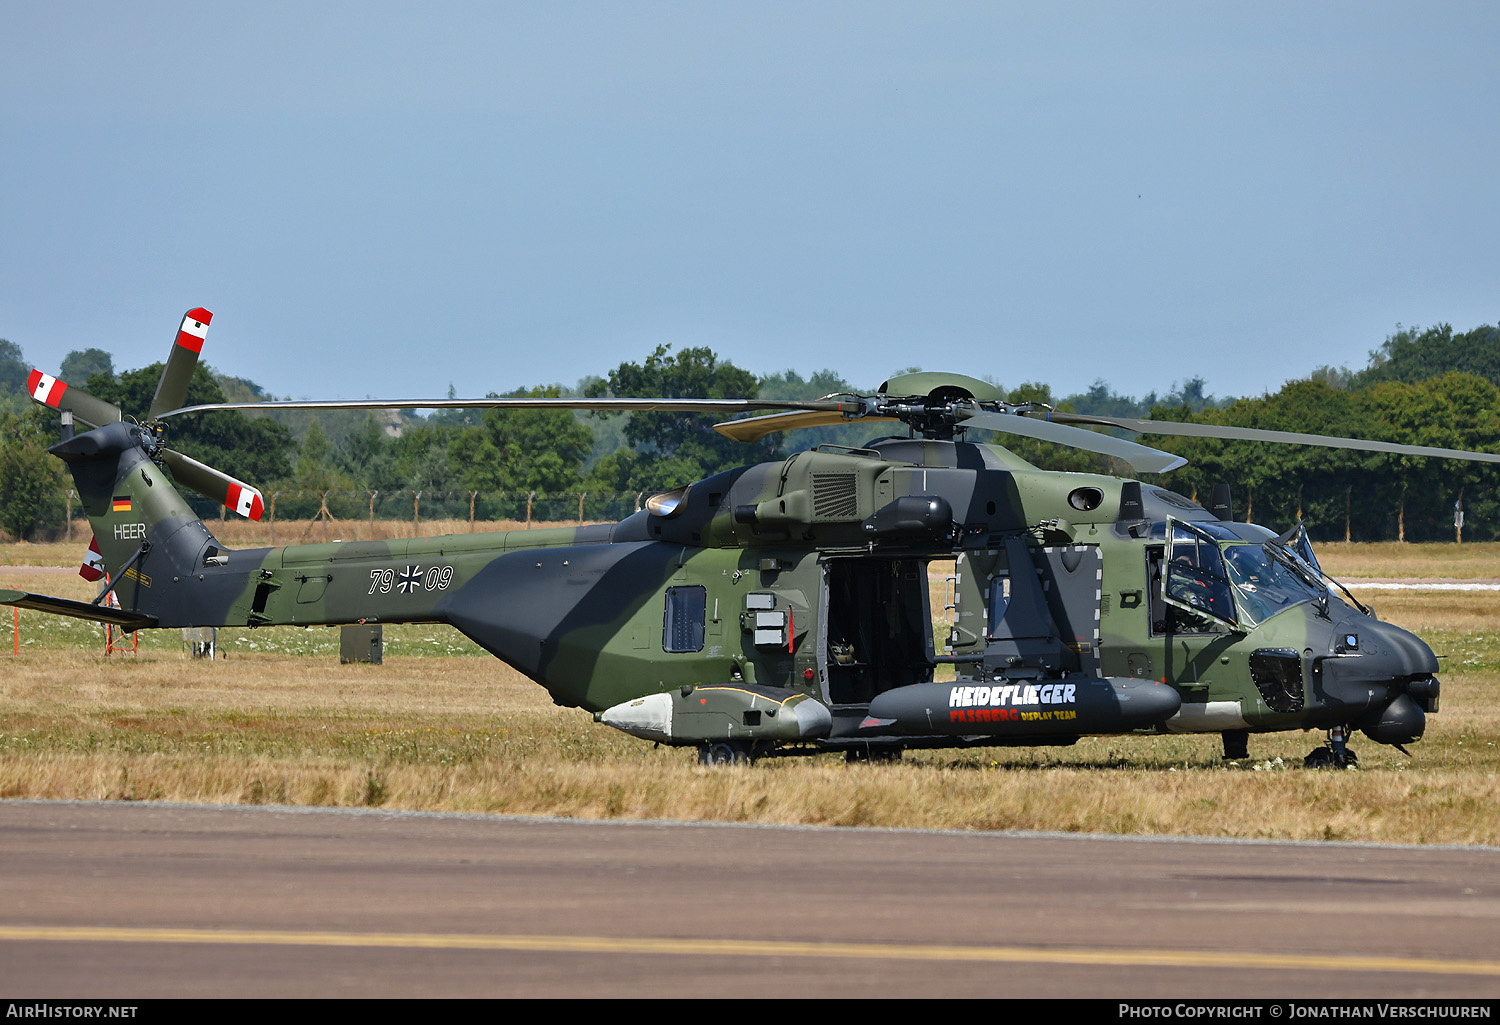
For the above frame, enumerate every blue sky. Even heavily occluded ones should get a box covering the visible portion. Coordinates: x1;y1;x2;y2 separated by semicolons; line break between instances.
3;2;1496;404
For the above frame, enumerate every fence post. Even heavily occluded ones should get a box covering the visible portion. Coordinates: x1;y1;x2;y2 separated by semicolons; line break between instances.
65;489;74;543
413;491;421;527
578;492;586;523
269;492;278;544
469;490;477;527
526;492;534;527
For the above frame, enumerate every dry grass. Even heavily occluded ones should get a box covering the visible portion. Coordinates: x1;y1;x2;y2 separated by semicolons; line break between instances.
3;541;1500;843
1316;541;1500;579
1;646;1496;842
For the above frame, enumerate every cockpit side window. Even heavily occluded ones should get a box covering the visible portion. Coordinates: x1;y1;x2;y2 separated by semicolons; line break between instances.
1146;546;1218;636
1163;519;1239;630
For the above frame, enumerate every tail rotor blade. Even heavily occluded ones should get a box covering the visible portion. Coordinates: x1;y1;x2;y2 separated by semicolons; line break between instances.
148;307;213;419
157;447;265;520
79;535;106;582
26;370;122;427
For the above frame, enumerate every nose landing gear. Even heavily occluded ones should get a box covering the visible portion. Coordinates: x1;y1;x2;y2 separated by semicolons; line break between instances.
1304;725;1358;769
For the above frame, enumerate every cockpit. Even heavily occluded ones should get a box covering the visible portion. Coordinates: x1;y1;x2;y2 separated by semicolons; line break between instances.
1152;518;1348;632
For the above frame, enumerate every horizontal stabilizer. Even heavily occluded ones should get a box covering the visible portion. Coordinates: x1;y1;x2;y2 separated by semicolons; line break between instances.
0;589;158;630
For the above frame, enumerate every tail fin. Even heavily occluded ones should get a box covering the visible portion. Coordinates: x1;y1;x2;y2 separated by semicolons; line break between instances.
53;421;221;615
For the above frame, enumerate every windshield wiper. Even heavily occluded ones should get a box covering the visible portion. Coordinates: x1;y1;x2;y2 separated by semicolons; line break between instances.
1263;541;1332;619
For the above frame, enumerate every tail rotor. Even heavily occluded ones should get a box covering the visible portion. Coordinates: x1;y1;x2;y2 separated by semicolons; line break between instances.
27;307;267;533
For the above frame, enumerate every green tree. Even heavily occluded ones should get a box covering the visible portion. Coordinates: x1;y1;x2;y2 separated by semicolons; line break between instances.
85;362;296;515
59;348;114;385
0;339;29;413
1157;379;1373;537
1354;323;1500;388
585;345;778;492
756;369;876;452
1151;373;1500;542
1064;376;1229;419
274;418;363;519
0;409;66;540
337;415;400;491
448;385;595;518
990;382;1117;474
1357;374;1500;541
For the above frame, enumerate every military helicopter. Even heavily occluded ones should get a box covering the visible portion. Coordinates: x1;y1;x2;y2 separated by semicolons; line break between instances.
8;308;1500;769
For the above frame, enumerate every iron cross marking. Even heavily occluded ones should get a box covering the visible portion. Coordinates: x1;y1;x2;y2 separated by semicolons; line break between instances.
396;565;422;594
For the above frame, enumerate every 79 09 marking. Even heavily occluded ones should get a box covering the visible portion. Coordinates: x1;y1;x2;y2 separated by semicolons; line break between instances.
369;564;453;595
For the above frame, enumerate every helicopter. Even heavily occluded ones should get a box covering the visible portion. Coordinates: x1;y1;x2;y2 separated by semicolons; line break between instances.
8;308;1500;769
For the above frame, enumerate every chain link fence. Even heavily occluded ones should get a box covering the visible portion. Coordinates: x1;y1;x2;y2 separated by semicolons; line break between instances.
25;489;651;544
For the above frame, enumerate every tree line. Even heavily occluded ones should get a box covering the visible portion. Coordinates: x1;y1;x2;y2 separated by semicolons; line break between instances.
1;323;1498;544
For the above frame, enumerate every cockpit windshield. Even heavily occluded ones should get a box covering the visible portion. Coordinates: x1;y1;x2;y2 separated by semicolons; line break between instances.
1221;542;1324;626
1266;528;1371;616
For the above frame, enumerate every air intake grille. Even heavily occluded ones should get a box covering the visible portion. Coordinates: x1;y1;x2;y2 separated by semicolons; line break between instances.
811;473;859;521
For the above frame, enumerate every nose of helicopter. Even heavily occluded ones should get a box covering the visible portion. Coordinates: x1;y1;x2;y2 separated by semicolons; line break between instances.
1322;616;1440;746
1329;615;1438;680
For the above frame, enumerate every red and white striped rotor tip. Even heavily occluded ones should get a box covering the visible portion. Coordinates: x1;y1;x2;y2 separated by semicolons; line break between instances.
79;536;105;582
27;369;69;407
226;481;265;521
175;308;213;354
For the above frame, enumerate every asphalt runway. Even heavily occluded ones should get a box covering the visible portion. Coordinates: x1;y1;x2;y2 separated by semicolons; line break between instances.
1;800;1498;999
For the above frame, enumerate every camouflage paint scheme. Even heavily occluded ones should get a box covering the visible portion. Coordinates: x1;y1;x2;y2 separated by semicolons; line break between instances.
8;408;1440;763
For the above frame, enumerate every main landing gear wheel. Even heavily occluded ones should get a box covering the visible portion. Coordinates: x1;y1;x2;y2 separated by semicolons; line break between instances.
1221;729;1250;761
845;745;903;764
698;740;753;766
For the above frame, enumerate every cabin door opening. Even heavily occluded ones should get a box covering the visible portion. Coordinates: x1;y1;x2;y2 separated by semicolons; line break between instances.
821;556;935;705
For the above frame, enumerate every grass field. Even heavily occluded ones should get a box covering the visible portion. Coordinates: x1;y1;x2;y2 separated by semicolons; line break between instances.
3;534;1498;844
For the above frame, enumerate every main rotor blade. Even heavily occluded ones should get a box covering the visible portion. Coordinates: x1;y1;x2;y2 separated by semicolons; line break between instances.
158;397;860;419
26;370;122;427
148;307;213;418
157;448;265;520
713;409;897;442
1044;413;1500;465
962;410;1187;474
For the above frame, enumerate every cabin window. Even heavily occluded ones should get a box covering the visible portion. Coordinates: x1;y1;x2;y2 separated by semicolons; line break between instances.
663;585;707;653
